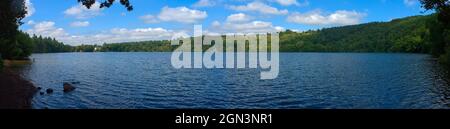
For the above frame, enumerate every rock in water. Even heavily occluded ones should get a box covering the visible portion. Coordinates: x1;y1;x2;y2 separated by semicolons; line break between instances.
46;88;53;94
37;87;42;90
63;82;76;93
39;92;44;95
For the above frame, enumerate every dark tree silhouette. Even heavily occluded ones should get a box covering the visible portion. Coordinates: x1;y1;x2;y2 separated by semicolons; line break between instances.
420;0;450;65
0;0;27;39
77;0;133;11
0;0;30;59
420;0;450;25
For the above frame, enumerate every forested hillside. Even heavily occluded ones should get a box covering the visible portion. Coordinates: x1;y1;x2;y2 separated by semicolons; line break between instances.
88;14;441;53
279;15;437;53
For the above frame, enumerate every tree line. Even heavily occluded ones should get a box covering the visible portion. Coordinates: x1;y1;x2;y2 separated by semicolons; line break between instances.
12;14;450;55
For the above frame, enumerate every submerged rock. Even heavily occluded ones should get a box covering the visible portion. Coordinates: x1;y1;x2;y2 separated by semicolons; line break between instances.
39;92;44;95
46;88;53;94
37;87;42;90
63;82;76;93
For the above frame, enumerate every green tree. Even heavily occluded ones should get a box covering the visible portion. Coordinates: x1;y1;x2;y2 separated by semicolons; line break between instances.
0;0;29;60
420;0;450;25
77;0;133;11
420;0;450;66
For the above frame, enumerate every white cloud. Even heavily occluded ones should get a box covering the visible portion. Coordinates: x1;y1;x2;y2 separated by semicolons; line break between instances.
70;21;90;27
25;0;35;17
208;20;284;34
403;0;417;6
27;20;35;25
193;0;216;7
211;21;221;27
274;0;309;6
26;21;68;38
25;21;189;45
64;2;102;19
223;21;284;33
229;1;288;15
157;6;208;23
140;14;159;23
287;10;366;26
226;13;252;22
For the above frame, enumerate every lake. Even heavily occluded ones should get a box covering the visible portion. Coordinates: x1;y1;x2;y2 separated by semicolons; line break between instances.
16;52;450;109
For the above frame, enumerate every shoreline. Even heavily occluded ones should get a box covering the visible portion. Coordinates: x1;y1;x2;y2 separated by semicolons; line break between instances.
0;68;37;109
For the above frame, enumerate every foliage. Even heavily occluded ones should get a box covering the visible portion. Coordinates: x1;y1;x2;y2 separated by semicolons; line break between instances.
74;44;98;52
420;0;450;25
77;0;133;11
30;34;73;53
419;0;450;65
0;0;28;60
99;40;175;52
279;15;435;53
15;31;34;59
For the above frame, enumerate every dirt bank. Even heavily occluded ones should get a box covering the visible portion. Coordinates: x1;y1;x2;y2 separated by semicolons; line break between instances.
0;68;37;109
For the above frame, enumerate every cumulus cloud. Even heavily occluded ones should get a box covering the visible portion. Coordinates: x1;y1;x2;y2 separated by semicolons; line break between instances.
193;0;216;7
287;10;366;26
141;6;207;24
211;21;221;27
208;20;284;34
27;20;35;25
207;12;284;34
222;21;285;33
64;2;102;19
25;0;35;17
70;21;90;27
226;13;252;22
26;21;189;45
274;0;309;6
26;21;68;38
229;1;288;15
140;14;159;23
157;6;208;23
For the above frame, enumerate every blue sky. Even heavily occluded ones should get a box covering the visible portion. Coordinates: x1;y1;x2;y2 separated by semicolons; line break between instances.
20;0;428;45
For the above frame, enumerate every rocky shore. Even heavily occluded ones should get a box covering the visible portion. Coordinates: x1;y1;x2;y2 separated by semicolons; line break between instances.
0;69;37;109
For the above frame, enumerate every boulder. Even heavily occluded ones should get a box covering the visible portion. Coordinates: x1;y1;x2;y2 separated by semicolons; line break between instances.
46;88;53;94
63;82;76;93
37;87;42;90
39;92;44;95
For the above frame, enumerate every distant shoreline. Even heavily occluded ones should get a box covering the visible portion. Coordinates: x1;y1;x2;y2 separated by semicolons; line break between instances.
0;66;37;109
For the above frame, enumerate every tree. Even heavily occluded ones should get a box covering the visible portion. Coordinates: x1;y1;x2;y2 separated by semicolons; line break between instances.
420;0;450;63
77;0;133;11
420;0;450;25
0;0;28;59
15;31;34;59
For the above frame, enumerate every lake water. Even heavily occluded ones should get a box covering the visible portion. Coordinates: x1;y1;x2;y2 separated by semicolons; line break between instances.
17;53;450;109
